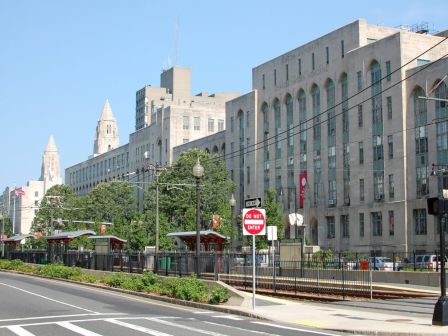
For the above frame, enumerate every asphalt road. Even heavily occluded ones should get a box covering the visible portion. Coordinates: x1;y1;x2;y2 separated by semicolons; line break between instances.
0;272;348;336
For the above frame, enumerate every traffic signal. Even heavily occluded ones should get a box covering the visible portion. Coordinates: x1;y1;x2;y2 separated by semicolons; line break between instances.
427;197;448;215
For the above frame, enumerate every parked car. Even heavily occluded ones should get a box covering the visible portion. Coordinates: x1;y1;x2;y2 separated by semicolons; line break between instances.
418;255;447;271
396;256;415;271
369;257;394;271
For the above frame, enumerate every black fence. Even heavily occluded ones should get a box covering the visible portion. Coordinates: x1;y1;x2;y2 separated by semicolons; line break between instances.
9;249;448;299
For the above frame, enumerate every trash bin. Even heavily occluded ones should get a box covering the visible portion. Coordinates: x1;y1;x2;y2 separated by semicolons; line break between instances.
160;256;171;271
360;260;369;270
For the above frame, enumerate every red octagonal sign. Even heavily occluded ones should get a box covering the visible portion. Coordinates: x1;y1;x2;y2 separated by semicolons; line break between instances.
242;208;266;236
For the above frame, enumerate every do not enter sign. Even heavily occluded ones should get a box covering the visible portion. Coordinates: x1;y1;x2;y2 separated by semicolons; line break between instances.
242;208;266;236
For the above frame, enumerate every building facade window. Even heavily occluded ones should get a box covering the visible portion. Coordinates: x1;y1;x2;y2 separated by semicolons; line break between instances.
414;209;427;235
341;215;349;238
414;87;428;197
389;174;395;199
388;135;393;159
358;105;363;127
359;213;364;237
386;61;391;81
208;118;214;132
182;116;189;130
230;116;234;132
387;96;392;119
311;52;315;71
262;74;265;90
341;40;345;58
326;46;329;64
218;119;224;131
326;216;335;239
298;89;307;174
389;210;395;236
274;69;277;86
372;212;382;236
194;117;200;130
357;71;362;91
359;142;364;164
286;64;289;81
360;178;365;202
298;58;302;76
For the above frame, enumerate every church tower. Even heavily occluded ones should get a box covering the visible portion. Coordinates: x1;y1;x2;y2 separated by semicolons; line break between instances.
40;135;62;192
93;99;119;156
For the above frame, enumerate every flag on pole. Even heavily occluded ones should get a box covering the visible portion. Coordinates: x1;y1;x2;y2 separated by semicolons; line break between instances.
15;188;25;197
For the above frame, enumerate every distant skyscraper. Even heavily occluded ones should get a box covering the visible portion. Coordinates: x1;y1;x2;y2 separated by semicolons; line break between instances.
93;99;119;156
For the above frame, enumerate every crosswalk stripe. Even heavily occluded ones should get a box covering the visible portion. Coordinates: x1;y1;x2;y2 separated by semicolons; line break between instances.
211;315;243;320
57;321;104;336
146;317;229;336
7;326;36;336
204;321;283;336
106;318;172;336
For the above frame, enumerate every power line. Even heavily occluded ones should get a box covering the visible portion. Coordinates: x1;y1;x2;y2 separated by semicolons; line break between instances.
216;36;448;164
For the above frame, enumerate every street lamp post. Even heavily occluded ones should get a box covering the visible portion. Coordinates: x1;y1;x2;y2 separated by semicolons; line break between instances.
0;213;4;258
429;163;448;325
229;194;236;250
192;158;204;277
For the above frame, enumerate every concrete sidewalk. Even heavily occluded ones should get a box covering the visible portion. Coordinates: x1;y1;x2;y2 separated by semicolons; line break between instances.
222;288;448;335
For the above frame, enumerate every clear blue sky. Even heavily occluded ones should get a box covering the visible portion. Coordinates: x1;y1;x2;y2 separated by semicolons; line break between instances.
0;0;446;189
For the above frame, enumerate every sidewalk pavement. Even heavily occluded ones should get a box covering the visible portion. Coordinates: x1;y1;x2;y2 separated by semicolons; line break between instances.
221;285;448;336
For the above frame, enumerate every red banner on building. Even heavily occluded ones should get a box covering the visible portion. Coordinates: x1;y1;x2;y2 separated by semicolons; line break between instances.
299;172;308;208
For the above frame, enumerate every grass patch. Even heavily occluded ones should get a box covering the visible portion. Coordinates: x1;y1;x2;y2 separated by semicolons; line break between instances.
0;260;229;304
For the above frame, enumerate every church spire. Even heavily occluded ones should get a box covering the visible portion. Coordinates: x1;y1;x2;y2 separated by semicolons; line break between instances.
93;99;119;156
40;135;62;192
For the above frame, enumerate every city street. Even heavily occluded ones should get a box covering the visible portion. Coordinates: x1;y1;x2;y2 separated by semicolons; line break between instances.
0;272;346;336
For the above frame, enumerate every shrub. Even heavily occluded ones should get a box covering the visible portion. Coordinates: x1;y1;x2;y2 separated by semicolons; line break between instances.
208;287;230;305
34;263;82;279
162;276;208;302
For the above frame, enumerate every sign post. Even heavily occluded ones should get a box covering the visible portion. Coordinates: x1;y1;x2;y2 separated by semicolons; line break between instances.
267;226;277;292
243;208;266;310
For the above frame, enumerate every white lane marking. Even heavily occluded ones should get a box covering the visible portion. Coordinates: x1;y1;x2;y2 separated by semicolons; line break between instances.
0;282;99;314
252;321;341;336
146;317;229;336
57;321;104;336
7;326;36;336
212;315;243;320
0;313;125;323
106;319;172;336
193;311;214;314
0;316;126;328
204;321;282;336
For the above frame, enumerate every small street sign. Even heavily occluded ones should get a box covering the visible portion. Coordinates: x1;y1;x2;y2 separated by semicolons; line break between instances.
242;208;266;236
245;197;262;209
267;226;277;241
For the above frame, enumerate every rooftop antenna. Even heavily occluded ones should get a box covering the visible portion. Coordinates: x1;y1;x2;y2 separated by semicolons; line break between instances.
174;17;179;66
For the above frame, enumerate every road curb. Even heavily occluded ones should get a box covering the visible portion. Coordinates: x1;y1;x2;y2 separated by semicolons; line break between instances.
0;269;267;320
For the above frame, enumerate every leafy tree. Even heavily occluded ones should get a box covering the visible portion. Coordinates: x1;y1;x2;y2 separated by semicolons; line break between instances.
244;189;285;249
145;149;235;249
31;184;79;235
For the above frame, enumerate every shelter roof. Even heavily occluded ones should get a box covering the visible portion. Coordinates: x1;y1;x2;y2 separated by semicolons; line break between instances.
46;230;96;241
88;235;127;243
167;230;228;244
4;234;34;243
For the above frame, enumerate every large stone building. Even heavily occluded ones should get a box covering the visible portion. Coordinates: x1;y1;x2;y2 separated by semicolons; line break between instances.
65;67;239;208
1;136;62;234
180;19;448;255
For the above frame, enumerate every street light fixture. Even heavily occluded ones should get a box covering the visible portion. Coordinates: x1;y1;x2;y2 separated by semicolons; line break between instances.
192;158;204;277
229;194;236;250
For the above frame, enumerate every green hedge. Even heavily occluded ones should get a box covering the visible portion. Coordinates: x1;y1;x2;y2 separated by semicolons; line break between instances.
0;260;229;304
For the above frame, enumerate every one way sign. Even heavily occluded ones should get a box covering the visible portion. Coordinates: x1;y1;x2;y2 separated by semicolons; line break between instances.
245;197;262;208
